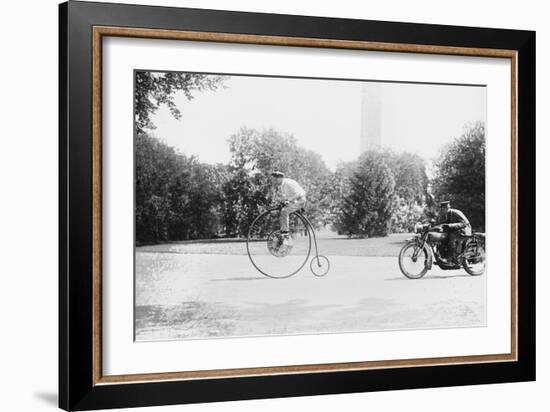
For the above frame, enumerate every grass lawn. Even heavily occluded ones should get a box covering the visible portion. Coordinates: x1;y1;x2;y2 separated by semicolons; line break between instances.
137;231;412;257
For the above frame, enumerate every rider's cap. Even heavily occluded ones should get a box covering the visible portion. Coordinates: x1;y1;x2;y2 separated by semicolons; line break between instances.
271;171;284;178
439;201;450;207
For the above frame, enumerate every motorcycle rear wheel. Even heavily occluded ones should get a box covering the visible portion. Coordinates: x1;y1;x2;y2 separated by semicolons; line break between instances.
398;241;430;279
462;240;486;276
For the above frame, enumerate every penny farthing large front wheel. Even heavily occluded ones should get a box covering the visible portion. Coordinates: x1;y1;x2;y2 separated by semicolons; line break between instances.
247;208;312;279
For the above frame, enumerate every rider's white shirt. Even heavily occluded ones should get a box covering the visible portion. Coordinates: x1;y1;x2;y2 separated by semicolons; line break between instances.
280;178;306;201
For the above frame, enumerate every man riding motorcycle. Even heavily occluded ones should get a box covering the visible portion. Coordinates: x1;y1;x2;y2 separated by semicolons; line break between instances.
436;201;472;263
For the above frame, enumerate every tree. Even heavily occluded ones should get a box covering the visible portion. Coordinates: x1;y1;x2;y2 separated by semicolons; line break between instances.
390;197;425;233
431;122;486;231
222;127;333;236
133;71;228;243
166;162;224;240
387;151;429;205
135;133;182;242
327;161;355;231
135;133;227;243
135;71;226;133
384;151;429;232
334;150;395;237
331;151;429;234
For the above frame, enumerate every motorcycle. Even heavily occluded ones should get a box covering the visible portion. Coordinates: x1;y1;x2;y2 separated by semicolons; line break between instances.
398;220;486;279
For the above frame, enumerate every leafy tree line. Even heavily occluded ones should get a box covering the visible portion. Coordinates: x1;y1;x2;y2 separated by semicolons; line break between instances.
134;72;485;242
136;127;334;243
136;133;226;243
332;122;485;237
135;70;228;243
136;122;485;242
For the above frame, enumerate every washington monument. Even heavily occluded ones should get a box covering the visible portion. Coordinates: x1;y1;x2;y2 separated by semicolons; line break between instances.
360;83;382;152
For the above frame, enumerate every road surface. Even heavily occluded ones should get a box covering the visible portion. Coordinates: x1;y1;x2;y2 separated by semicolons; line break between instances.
135;235;486;341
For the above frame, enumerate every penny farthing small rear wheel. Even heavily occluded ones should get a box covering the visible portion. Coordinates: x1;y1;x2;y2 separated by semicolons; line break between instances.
246;208;312;279
310;255;330;277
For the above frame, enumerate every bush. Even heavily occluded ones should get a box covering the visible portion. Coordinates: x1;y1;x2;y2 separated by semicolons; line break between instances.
390;197;425;233
333;150;395;237
135;133;225;243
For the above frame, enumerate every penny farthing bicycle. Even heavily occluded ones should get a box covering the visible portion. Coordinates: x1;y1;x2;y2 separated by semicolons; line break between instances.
246;204;330;279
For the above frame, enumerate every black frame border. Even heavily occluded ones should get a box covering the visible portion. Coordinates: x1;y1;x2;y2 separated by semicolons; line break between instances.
59;1;535;410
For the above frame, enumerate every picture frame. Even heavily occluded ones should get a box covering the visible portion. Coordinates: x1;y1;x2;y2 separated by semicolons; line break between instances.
59;1;535;410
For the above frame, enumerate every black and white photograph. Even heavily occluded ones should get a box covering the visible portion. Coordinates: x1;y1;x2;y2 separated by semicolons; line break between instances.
134;71;487;341
1;0;542;410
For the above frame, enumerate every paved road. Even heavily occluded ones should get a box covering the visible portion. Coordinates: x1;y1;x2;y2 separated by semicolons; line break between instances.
135;250;486;341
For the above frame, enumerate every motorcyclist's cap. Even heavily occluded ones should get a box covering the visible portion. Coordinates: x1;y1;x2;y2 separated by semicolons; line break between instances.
440;201;450;208
271;171;284;178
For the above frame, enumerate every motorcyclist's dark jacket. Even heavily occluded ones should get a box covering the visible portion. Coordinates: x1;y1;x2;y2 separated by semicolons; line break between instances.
437;208;472;235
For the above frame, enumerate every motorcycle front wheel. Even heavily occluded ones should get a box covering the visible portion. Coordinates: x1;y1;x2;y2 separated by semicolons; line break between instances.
398;241;430;279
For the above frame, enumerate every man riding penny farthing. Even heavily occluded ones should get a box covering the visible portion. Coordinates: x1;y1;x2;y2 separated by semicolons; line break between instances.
246;172;330;279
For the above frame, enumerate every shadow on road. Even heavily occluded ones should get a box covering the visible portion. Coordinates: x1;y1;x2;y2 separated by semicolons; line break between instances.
386;274;472;281
210;276;268;282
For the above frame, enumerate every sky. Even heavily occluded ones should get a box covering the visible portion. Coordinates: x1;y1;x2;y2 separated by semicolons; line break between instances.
148;74;486;171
